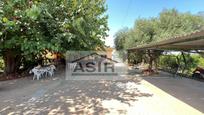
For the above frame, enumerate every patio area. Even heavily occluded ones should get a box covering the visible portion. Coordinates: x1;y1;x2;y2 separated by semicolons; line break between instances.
0;69;203;115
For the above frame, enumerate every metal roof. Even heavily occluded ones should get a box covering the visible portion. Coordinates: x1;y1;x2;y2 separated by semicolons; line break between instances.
128;29;204;51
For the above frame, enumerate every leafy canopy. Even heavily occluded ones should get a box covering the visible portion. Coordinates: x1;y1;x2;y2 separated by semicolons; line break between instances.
0;0;108;59
114;9;204;50
114;9;204;66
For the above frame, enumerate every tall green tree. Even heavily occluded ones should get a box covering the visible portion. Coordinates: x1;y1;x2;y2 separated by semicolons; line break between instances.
115;9;204;70
156;9;204;41
0;0;108;74
114;27;128;50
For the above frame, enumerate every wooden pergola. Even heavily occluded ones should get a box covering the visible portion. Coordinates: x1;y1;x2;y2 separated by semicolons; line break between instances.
127;29;204;74
128;30;204;51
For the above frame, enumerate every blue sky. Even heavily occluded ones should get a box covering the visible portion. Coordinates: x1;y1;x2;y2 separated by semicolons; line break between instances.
105;0;204;47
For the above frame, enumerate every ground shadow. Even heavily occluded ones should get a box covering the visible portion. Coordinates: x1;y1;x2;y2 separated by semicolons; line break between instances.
0;75;152;114
142;71;204;113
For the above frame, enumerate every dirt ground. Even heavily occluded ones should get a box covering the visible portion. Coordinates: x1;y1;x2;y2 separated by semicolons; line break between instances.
0;69;204;115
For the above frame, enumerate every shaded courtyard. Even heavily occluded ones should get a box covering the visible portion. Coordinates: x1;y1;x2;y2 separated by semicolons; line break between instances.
0;69;203;115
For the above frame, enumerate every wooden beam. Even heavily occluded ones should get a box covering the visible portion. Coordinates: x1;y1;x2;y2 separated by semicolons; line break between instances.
128;30;204;51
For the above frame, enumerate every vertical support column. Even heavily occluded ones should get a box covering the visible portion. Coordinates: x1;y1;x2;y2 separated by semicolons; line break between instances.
127;50;130;65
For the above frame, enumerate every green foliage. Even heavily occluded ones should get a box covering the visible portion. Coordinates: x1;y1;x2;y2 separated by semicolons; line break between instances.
159;55;178;69
114;28;128;50
0;57;4;70
0;0;108;73
180;53;198;73
114;9;204;50
114;9;204;70
26;4;41;20
156;9;204;41
191;54;204;67
159;54;201;74
0;0;108;55
128;51;145;64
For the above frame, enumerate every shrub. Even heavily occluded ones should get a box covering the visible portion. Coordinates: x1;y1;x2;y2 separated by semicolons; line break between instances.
159;55;177;70
159;54;203;75
0;57;4;71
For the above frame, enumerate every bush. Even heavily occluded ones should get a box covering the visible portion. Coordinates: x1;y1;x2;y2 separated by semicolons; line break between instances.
191;55;204;67
0;57;4;71
159;54;201;75
128;51;146;65
159;55;177;70
179;54;199;74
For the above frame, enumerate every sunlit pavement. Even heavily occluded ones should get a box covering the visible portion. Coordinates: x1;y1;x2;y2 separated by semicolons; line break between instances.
123;78;203;115
0;71;203;115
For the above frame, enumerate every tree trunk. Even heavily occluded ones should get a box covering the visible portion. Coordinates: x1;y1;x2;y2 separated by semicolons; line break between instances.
153;58;158;73
147;50;153;70
181;52;187;74
3;50;21;75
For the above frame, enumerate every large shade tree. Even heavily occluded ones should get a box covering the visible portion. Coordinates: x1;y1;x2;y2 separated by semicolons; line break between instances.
0;0;108;75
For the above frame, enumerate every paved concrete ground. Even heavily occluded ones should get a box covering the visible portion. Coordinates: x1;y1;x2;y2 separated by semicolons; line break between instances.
0;70;203;115
142;71;204;113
